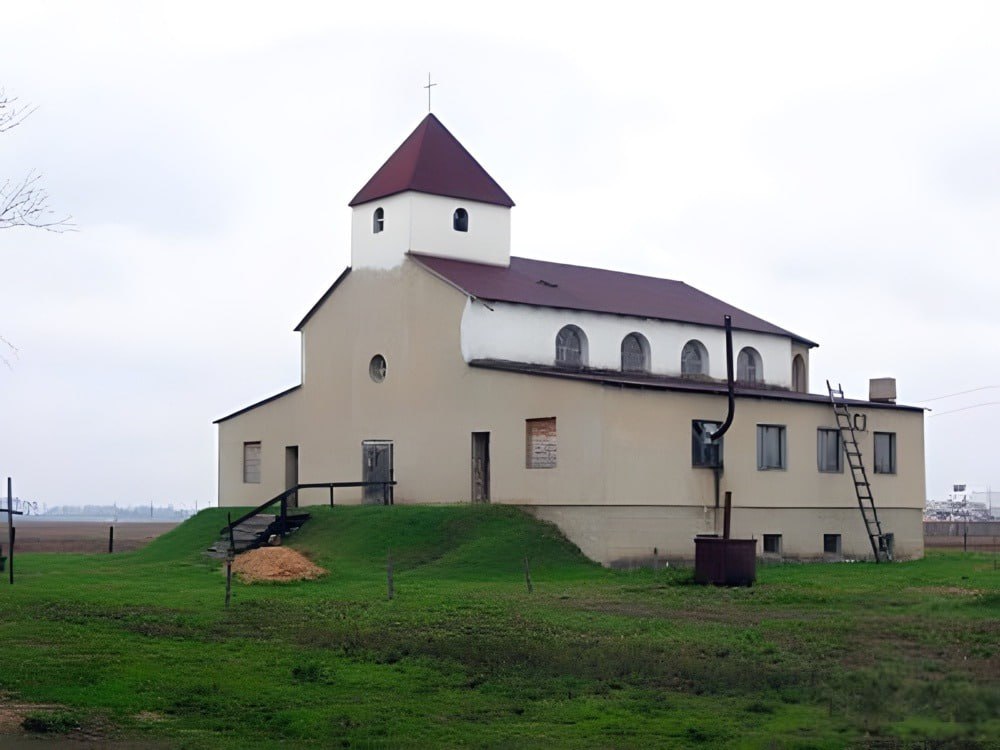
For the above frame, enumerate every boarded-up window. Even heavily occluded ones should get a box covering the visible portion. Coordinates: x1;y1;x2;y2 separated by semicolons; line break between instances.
243;441;261;484
526;417;557;469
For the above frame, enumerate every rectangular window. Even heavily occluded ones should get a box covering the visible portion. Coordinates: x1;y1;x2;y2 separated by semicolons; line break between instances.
874;432;896;474
816;428;842;473
824;533;842;555
756;425;786;470
526;417;557;469
243;441;261;484
691;420;723;468
762;534;782;554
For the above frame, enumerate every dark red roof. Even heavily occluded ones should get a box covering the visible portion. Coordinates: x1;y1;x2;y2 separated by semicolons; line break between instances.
411;253;818;346
349;114;515;208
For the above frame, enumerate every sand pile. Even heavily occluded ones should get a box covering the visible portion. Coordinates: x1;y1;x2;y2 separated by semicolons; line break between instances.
230;547;326;583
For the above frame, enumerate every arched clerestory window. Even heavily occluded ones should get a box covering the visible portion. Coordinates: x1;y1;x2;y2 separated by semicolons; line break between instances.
453;207;469;232
621;333;650;373
737;347;762;384
555;325;586;368
373;207;384;234
681;340;708;376
792;354;806;393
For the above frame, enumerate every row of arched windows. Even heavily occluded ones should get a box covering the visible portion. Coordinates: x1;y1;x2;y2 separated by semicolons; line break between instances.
554;325;770;384
372;206;469;234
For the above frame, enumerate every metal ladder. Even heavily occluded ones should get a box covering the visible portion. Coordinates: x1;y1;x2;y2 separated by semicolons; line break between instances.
827;381;892;562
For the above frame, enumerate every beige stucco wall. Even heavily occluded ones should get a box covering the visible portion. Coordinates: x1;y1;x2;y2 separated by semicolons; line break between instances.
217;259;925;562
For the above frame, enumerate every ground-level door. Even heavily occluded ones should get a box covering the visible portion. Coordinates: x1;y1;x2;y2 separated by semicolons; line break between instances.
362;440;394;505
471;432;490;503
285;446;299;508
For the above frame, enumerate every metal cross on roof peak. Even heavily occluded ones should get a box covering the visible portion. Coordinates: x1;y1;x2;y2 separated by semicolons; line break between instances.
423;73;437;113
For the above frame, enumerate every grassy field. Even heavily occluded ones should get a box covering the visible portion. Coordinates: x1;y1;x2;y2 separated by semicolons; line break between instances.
0;505;997;749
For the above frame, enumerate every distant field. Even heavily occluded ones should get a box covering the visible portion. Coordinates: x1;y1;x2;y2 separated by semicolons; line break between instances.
0;506;996;749
6;522;178;553
924;535;1000;552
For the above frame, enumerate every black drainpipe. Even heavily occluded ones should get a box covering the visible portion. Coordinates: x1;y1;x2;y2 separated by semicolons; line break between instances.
710;315;736;518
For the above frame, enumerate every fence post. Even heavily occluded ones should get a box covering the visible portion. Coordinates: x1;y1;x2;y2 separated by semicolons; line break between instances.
329;486;334;507
523;557;533;594
108;526;114;554
387;549;394;601
7;478;13;585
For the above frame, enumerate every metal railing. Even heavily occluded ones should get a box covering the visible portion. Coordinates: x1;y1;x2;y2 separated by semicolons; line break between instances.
220;480;397;536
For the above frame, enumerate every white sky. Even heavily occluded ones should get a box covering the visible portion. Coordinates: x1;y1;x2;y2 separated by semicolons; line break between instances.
1;1;998;507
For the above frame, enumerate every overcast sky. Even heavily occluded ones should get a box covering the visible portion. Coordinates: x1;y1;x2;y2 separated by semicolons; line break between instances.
2;1;998;508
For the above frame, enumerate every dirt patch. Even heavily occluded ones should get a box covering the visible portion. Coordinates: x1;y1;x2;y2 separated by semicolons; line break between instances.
908;585;982;596
8;522;178;553
230;547;326;583
0;694;63;734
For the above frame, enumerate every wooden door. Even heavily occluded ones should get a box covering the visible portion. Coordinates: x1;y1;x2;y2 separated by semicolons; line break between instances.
471;432;490;503
284;446;299;508
362;441;393;504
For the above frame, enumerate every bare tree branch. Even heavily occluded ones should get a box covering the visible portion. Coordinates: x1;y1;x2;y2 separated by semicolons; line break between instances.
0;334;18;370
0;87;38;134
0;87;74;232
0;169;75;231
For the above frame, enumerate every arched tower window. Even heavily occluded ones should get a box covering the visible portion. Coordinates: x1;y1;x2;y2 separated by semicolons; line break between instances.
621;333;650;373
453;207;469;232
555;325;586;368
737;347;762;384
792;354;806;393
372;207;384;234
681;340;708;376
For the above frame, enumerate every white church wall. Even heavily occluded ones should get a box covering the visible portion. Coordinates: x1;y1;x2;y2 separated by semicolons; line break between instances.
351;192;511;270
460;299;797;387
350;193;412;270
408;193;511;266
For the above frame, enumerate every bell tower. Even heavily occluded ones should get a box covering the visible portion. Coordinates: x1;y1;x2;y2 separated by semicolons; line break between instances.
349;114;514;270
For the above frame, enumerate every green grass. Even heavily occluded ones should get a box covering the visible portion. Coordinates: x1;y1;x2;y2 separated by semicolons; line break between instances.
1;505;997;748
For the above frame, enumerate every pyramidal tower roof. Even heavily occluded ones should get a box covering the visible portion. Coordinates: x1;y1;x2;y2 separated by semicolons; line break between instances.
349;114;515;208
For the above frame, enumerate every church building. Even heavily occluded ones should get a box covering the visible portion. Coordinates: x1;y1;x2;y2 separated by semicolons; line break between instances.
215;114;926;565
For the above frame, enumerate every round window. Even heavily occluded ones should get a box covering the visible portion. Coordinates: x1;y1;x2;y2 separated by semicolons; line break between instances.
369;354;387;383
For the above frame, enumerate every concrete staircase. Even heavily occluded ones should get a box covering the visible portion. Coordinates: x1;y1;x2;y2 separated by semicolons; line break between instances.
205;512;310;558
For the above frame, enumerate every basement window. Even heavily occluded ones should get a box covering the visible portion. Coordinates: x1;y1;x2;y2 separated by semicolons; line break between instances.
526;417;557;469
243;441;261;484
823;534;842;555
453;207;469;232
762;534;782;555
874;432;896;474
691;420;723;468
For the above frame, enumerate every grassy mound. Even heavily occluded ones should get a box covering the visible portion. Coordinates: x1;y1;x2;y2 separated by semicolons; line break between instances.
1;506;996;749
137;503;600;582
